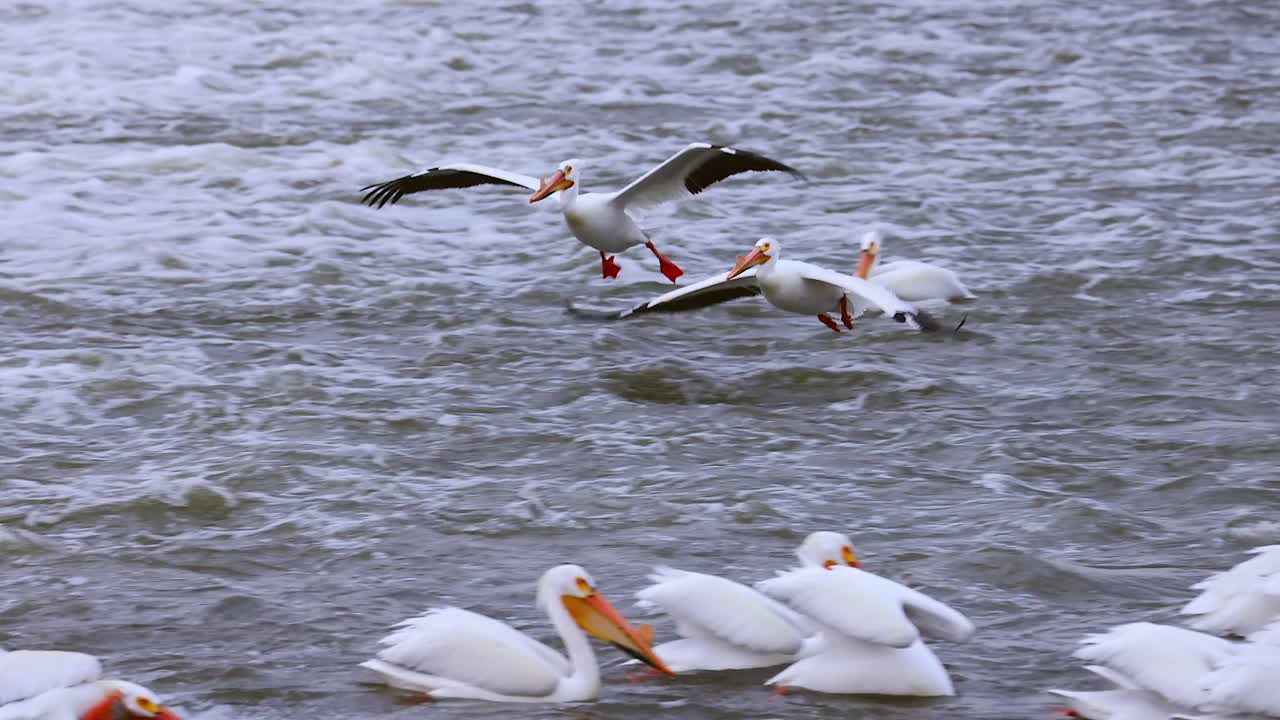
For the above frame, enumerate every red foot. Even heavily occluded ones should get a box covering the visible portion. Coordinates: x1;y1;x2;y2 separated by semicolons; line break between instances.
840;294;854;330
599;251;621;279
771;685;791;697
817;314;841;333
645;241;683;283
1050;709;1080;718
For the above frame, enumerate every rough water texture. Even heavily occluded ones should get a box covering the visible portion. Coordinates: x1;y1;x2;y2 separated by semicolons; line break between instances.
2;1;1278;718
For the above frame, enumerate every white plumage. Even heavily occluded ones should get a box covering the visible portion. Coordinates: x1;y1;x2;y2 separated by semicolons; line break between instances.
633;532;864;674
750;563;973;696
1049;622;1280;719
359;564;672;703
1181;545;1280;636
856;230;974;303
0;650;178;720
584;237;945;334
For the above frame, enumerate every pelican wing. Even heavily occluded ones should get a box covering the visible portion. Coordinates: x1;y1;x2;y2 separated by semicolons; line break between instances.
1200;644;1280;716
0;650;102;705
364;607;567;698
869;262;974;303
790;262;941;331
608;143;805;213
756;567;925;649
636;567;811;656
1074;622;1232;708
570;269;761;320
361;163;541;209
897;583;976;643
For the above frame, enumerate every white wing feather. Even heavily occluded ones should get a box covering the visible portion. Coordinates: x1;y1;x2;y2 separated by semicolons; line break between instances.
636;567;811;655
608;143;727;211
0;651;102;705
607;143;801;212
1183;546;1280;615
1073;623;1232;708
788;262;920;319
757;567;949;649
869;262;973;302
365;607;567;698
619;269;759;317
1199;645;1280;716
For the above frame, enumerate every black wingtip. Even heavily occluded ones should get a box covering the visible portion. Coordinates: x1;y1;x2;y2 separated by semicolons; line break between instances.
566;301;629;322
911;309;943;332
953;314;968;334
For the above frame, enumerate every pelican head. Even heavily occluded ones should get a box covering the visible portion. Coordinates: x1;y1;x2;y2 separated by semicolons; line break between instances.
529;159;580;203
856;230;882;278
795;531;861;569
88;681;181;720
538;564;674;676
726;237;778;280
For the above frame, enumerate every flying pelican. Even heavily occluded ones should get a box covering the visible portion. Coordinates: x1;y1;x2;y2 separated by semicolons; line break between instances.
360;143;805;282
572;237;941;333
359;564;674;703
856;231;974;302
0;649;180;720
634;531;861;673
755;564;975;695
1047;621;1280;719
1180;545;1280;636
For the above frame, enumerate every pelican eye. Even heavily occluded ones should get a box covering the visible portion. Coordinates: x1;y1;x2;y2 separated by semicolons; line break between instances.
761;243;771;252
136;697;159;714
563;165;573;175
575;576;593;595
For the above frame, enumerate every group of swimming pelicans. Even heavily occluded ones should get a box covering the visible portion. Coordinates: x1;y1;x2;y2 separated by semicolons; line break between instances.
360;142;974;332
4;537;1278;716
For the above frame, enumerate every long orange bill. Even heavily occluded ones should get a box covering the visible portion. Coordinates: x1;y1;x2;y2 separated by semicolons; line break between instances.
529;170;568;203
855;250;876;279
563;592;675;676
726;247;768;280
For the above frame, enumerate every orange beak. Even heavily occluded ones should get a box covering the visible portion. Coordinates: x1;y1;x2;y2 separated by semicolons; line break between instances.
726;247;769;280
855;248;877;279
563;592;675;676
842;545;862;569
529;170;572;203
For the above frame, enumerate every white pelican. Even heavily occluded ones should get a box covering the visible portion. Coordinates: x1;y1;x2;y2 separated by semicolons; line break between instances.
634;531;861;673
1181;545;1280;636
1047;621;1280;719
755;565;975;696
0;649;180;720
575;237;942;333
855;231;974;302
361;143;804;282
359;564;674;703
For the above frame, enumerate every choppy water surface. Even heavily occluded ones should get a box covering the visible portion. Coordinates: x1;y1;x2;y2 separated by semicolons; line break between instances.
2;1;1279;718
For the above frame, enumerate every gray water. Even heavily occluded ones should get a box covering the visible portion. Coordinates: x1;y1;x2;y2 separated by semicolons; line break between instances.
2;1;1279;718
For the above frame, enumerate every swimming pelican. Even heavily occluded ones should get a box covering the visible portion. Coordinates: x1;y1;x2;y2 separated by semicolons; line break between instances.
856;231;974;302
574;237;940;333
359;564;673;703
1047;621;1280;719
361;143;804;282
0;649;180;720
755;564;975;695
634;531;861;673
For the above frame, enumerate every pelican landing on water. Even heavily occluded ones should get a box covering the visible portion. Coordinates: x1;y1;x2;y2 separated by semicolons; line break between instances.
360;143;805;282
572;237;945;334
